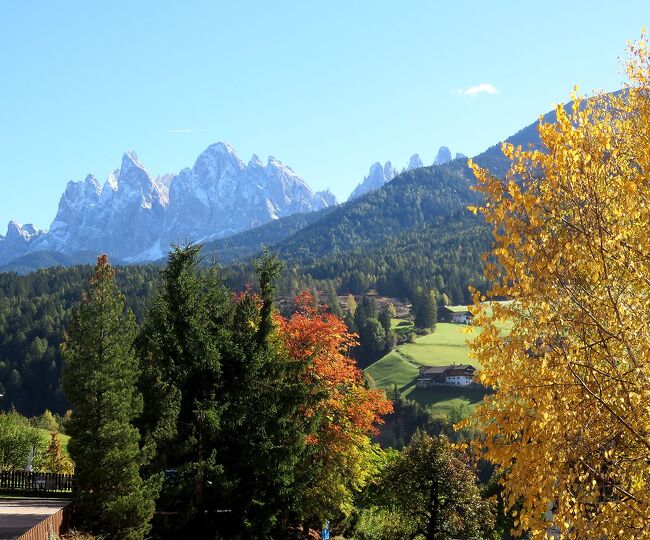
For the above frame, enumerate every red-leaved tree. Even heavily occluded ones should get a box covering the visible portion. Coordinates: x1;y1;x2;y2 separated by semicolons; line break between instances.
276;292;393;524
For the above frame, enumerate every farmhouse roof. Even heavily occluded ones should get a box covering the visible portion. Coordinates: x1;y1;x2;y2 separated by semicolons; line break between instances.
444;305;472;314
419;364;475;376
419;366;449;375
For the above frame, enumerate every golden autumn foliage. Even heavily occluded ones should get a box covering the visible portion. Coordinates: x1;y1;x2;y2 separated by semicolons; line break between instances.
42;430;74;475
467;36;650;538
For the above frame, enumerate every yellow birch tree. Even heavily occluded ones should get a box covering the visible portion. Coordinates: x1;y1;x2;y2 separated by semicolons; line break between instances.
467;36;650;538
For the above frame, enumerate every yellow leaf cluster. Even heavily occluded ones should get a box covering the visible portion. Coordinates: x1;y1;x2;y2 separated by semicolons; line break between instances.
467;34;650;539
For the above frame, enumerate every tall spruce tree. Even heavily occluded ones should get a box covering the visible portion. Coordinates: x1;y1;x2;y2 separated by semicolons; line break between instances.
136;244;226;534
323;280;344;318
62;255;160;540
216;252;314;538
378;306;397;351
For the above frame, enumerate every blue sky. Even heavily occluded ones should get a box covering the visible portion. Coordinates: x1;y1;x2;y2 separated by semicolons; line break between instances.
0;1;647;230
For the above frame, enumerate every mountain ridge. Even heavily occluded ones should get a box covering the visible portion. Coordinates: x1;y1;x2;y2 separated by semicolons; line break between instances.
347;146;465;201
0;143;336;266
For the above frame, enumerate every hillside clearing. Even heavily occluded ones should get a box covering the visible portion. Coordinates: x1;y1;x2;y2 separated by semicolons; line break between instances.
364;350;419;392
399;323;477;368
365;322;477;415
365;302;510;416
404;386;490;416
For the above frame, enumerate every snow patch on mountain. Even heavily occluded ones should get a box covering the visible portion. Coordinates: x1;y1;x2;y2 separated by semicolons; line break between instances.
0;221;47;265
161;142;333;246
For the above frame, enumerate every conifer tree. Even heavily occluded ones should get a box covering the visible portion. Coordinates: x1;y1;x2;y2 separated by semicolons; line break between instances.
412;288;437;330
378;305;392;334
62;255;159;540
136;244;225;533
346;294;357;316
35;409;58;432
378;306;396;351
324;280;344;318
41;431;74;474
217;252;313;538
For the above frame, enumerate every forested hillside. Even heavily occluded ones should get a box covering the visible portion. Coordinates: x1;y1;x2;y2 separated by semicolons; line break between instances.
0;250;121;274
198;106;548;300
274;162;491;301
201;205;336;264
0;265;159;415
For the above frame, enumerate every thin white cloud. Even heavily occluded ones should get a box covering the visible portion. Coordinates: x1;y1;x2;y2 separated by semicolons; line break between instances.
167;128;194;134
455;83;500;97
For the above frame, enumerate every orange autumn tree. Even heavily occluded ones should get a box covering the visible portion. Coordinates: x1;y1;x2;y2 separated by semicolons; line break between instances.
276;292;392;523
41;431;74;474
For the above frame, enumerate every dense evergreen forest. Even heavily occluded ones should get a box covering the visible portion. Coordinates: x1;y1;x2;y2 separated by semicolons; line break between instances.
0;231;485;417
0;250;117;275
0;265;159;415
50;250;498;539
271;161;492;299
217;162;497;301
201;205;337;264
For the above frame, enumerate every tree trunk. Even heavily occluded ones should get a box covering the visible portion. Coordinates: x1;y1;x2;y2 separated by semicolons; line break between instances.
426;479;440;540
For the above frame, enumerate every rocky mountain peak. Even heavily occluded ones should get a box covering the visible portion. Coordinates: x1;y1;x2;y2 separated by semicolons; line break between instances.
0;141;336;265
192;142;245;182
7;221;42;241
314;189;337;207
349;145;465;201
383;161;396;179
407;154;424;170
434;146;452;165
0;221;46;265
248;154;264;168
348;161;398;201
159;143;335;251
368;162;383;177
83;174;102;194
118;151;156;190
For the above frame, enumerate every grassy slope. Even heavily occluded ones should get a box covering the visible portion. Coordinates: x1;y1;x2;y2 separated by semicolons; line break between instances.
365;303;510;416
365;350;419;393
403;386;489;417
366;322;480;416
398;323;477;367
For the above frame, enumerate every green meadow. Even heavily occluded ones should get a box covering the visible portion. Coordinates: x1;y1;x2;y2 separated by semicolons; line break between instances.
399;323;478;367
403;386;489;417
365;303;510;417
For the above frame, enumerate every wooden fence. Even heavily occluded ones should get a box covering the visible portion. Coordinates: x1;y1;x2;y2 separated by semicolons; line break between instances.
0;470;75;495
